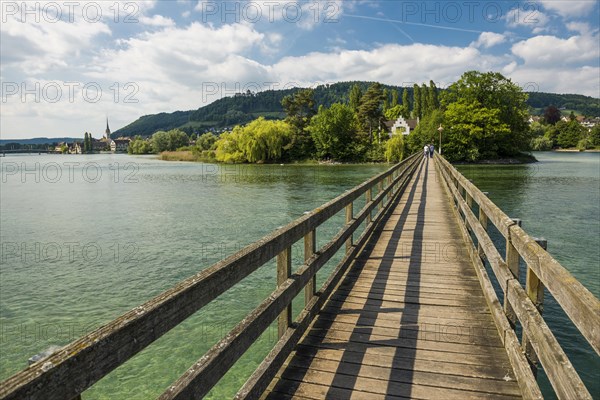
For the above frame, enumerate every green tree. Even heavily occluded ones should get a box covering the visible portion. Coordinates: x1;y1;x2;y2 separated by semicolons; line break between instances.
428;80;438;113
281;88;316;159
383;88;390;112
557;120;585;148
590;125;600;146
384;105;402;121
441;71;531;159
196;133;218;151
152;129;189;152
405;109;444;154
348;84;362;112
413;84;421;120
421;83;429;117
401;89;410;119
385;134;404;162
307;103;360;161
358;82;384;140
391;89;399;108
214;117;292;163
128;136;152;154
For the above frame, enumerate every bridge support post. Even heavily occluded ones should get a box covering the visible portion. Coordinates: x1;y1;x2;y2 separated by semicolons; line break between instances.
377;182;383;213
522;238;547;376
504;218;522;327
304;230;317;306
386;175;393;202
345;203;353;253
277;247;292;338
366;189;372;225
477;192;489;259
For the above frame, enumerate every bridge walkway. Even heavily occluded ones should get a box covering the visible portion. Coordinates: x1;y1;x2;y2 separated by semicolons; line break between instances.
263;158;522;399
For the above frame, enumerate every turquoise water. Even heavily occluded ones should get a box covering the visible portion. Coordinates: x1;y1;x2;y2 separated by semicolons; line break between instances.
456;151;600;398
1;152;598;398
0;154;388;398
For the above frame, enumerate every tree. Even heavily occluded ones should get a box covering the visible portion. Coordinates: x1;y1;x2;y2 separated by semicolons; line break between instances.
591;125;600;146
307;103;360;161
421;83;429;117
384;105;402;121
401;89;410;119
83;132;90;153
196;133;217;151
405;109;444;154
428;80;438;113
385;134;404;162
543;105;561;125
391;89;399;108
281;88;316;159
357;82;384;140
441;71;531;159
443;100;511;161
128;136;152;154
214;117;292;163
152;129;189;152
413;84;421;120
556;120;585;148
383;88;390;112
348;84;362;112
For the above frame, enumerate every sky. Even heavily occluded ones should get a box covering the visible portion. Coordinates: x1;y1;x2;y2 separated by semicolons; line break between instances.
1;0;599;139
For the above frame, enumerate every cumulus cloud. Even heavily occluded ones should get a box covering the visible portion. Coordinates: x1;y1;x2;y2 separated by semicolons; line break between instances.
471;32;506;49
539;0;597;18
504;7;551;33
511;32;600;66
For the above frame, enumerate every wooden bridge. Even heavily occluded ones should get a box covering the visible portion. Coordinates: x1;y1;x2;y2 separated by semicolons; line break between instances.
1;154;598;399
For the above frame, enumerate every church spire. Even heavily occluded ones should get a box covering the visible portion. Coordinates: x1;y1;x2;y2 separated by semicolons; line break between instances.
105;118;111;139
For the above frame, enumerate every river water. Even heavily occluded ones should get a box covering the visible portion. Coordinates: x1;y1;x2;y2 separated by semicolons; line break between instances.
1;152;598;398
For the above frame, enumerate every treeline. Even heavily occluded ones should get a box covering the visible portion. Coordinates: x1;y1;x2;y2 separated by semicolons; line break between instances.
528;92;600;117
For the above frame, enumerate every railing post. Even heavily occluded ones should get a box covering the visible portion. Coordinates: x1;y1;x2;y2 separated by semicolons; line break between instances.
377;181;383;212
477;192;489;259
304;230;316;307
277;247;292;338
29;348;83;400
365;188;372;225
386;175;393;202
504;218;522;327
522;238;547;376
345;203;353;252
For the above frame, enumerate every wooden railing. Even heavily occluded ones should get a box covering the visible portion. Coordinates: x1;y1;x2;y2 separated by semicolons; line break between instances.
0;154;422;400
435;154;599;399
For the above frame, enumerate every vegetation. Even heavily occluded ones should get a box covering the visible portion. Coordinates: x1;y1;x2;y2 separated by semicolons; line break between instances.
308;103;361;161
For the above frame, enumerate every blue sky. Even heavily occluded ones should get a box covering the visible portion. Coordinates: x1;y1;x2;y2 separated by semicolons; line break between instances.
1;0;599;139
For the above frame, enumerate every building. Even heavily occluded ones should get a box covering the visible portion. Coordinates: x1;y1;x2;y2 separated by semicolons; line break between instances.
110;139;130;152
386;116;419;136
105;118;111;140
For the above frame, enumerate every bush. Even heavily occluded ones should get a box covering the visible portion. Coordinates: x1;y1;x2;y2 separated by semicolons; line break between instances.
530;136;553;151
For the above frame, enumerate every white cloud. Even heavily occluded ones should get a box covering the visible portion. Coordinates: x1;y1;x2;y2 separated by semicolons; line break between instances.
504;8;551;32
511;32;600;66
471;32;506;49
139;15;176;27
566;22;593;35
539;0;597;18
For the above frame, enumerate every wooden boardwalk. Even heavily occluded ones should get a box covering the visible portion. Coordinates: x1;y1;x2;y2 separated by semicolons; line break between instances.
264;159;522;399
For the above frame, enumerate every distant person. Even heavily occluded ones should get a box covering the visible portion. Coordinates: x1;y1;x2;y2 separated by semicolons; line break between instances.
424;144;429;159
429;144;434;158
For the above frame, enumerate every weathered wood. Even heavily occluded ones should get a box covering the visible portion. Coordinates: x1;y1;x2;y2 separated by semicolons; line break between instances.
304;230;316;306
504;218;521;327
477;194;489;259
506;279;591;399
277;247;292;338
435;160;542;399
365;188;372;224
345;203;353;253
523;238;547;374
510;224;600;355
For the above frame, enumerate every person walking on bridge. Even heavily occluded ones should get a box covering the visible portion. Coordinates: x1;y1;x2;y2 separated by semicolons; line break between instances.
429;144;434;158
424;144;429;160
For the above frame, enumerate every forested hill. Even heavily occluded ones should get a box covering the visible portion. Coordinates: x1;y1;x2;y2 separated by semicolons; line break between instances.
113;82;599;137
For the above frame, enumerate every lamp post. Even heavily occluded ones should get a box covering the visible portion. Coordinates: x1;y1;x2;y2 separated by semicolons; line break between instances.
437;124;443;155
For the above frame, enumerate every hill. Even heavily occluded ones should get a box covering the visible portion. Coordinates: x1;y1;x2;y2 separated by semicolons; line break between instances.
113;82;600;137
0;137;80;145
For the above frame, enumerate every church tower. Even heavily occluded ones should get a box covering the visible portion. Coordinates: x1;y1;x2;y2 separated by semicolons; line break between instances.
105;118;111;140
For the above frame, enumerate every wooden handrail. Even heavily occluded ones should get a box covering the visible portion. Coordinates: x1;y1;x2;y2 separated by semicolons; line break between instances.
0;154;421;400
435;153;598;399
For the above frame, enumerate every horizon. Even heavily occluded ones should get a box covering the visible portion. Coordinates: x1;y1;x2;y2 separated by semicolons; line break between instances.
1;0;599;139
